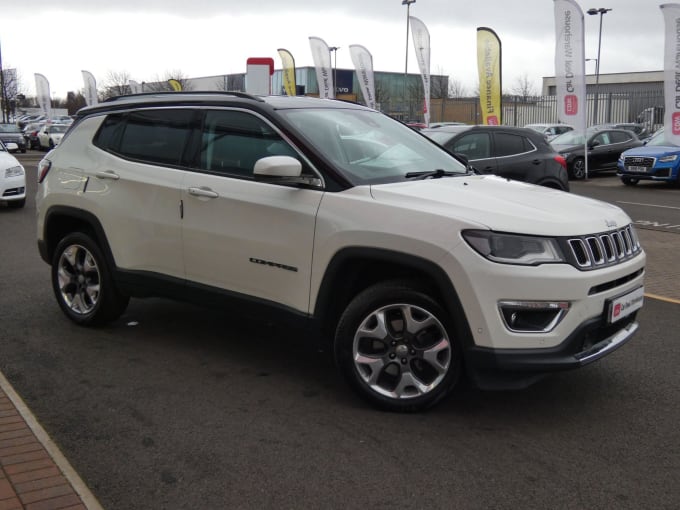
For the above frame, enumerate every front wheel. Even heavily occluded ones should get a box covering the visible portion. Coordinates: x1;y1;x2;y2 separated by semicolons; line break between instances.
51;232;129;326
621;177;639;186
570;157;586;180
334;281;462;412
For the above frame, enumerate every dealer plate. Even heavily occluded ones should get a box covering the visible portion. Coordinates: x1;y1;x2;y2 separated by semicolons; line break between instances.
607;286;644;324
626;165;648;173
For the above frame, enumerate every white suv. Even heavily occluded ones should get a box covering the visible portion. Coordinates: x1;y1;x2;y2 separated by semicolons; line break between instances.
36;93;646;411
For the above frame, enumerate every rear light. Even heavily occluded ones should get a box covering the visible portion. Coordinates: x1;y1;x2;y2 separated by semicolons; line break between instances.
554;155;567;170
37;159;52;183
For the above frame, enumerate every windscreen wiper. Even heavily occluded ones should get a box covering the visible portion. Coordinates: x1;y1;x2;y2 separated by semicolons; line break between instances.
404;169;459;180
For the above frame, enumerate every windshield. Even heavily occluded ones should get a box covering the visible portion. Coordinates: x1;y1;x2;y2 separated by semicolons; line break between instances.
278;108;467;184
49;125;68;133
646;128;676;147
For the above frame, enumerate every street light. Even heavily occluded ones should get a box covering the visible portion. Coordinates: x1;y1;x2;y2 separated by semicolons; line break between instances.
587;7;612;125
329;46;339;97
402;0;416;117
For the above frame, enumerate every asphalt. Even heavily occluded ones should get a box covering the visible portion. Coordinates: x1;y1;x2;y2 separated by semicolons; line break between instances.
0;227;677;510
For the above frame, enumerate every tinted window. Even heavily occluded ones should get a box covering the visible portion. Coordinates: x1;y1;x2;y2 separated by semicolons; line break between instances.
199;110;298;177
494;133;530;157
94;114;125;150
609;131;633;143
117;109;195;166
449;132;491;159
592;132;611;145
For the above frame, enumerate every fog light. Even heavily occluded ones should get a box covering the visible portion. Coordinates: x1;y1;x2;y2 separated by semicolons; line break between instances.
499;300;570;333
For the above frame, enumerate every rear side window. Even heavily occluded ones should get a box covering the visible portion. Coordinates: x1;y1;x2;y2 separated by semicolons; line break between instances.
610;131;633;143
494;133;531;157
94;109;196;166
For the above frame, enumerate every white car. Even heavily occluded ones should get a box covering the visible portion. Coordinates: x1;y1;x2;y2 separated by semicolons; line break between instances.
0;141;26;208
38;124;70;150
525;123;574;142
36;94;646;411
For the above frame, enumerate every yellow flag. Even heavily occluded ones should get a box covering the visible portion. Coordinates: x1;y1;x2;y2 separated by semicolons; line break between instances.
168;79;182;92
477;27;502;125
277;49;297;96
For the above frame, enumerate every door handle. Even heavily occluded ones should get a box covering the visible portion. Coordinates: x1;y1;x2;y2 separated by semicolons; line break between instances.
188;187;219;199
532;159;542;165
95;170;120;180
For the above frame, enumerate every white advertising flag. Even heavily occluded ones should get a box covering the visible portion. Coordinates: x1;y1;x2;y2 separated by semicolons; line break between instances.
309;36;334;99
553;0;586;133
409;16;431;126
349;45;376;109
661;3;680;145
34;73;52;119
82;70;98;106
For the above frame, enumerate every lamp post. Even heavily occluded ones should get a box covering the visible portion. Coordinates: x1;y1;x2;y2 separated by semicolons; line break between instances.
402;0;416;119
587;7;612;125
329;46;339;97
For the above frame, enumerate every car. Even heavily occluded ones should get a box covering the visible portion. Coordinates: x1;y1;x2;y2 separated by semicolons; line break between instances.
37;123;69;150
0;140;26;208
524;123;574;142
550;127;644;179
23;121;45;150
36;92;645;412
592;123;649;139
428;122;467;128
617;127;680;185
0;124;27;153
406;121;427;131
420;124;569;191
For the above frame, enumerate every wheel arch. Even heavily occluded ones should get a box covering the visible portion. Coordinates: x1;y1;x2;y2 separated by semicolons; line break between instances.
40;206;116;271
312;247;474;348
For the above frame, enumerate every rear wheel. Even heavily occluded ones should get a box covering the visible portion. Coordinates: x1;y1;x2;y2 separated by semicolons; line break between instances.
570;157;586;179
334;280;462;412
51;232;129;326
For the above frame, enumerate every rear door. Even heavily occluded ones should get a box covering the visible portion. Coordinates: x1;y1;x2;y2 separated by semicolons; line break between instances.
491;131;544;183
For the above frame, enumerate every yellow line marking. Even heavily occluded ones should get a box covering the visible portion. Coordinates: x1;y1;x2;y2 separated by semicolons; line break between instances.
644;293;680;305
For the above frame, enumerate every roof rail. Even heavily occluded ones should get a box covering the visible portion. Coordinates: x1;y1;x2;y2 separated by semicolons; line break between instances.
103;91;264;103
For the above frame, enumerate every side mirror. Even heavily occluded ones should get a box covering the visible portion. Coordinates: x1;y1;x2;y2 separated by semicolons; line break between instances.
590;140;600;148
253;156;322;188
454;152;469;166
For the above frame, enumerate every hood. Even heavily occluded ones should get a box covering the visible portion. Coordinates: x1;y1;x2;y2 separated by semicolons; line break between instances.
0;151;22;168
370;175;630;236
621;144;680;157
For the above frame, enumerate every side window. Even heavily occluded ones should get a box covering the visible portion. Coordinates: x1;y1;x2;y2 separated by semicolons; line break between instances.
117;109;195;166
593;132;611;145
94;114;125;150
609;131;632;143
200;110;298;177
449;133;491;160
494;133;530;157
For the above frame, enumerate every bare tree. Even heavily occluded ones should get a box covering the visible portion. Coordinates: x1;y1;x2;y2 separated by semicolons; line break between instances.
0;63;23;122
448;78;468;99
214;75;245;92
146;70;193;92
102;70;132;100
511;73;538;101
374;76;390;111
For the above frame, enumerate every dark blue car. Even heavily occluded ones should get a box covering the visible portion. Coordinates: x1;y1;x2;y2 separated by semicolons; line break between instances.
617;128;680;186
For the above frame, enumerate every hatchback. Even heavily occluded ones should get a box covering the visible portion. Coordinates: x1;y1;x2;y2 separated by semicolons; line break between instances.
421;125;569;191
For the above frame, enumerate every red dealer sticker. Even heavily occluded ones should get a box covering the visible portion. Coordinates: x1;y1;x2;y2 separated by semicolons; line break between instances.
673;112;680;135
608;287;644;324
564;95;578;116
487;116;499;125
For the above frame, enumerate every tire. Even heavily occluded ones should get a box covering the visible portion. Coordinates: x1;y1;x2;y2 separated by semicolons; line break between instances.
570;157;586;180
51;232;129;326
334;280;462;412
621;177;639;186
7;199;25;209
48;139;54;149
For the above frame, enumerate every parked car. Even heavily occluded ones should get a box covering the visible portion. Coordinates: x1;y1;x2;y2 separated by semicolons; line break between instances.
0;124;27;153
36;92;645;411
0;140;26;208
23;122;45;150
617;127;680;185
421;124;569;190
406;121;427;131
37;123;69;150
428;122;467;128
550;128;643;179
524;123;574;142
592;123;649;139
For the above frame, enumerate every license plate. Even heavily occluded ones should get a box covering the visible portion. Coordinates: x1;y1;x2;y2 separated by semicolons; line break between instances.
607;287;644;324
626;165;648;173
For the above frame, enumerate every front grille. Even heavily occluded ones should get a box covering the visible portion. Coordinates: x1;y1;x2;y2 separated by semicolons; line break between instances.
565;225;642;270
623;156;655;168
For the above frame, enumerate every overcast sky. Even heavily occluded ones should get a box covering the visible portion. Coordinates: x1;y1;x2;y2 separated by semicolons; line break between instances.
2;0;664;99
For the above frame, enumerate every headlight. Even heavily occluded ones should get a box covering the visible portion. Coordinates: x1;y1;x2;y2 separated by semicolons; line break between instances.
463;230;566;265
5;166;24;178
560;152;570;159
659;154;678;162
